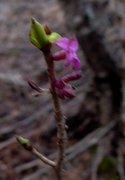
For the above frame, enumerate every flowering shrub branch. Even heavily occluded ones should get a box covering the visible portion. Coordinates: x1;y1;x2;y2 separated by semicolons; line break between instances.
17;17;81;180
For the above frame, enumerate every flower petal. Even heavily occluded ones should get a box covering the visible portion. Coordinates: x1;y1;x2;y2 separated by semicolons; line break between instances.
56;37;69;50
69;37;79;51
64;52;73;68
72;55;81;70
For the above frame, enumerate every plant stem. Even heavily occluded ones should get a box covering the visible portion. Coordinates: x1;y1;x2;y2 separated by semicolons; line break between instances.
42;44;66;180
32;148;56;168
17;136;56;168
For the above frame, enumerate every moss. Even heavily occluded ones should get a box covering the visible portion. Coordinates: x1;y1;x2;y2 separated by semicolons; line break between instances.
98;156;118;175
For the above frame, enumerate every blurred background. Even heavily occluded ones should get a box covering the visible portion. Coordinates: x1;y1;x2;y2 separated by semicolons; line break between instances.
0;0;125;179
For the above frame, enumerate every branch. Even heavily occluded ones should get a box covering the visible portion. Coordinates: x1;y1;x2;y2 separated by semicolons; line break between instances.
32;148;56;168
21;122;115;180
17;136;56;168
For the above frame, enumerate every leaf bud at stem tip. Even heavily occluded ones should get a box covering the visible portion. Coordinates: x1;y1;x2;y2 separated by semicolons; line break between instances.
16;136;32;151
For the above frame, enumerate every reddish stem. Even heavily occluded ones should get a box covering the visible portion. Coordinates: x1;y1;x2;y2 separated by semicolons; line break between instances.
42;44;66;180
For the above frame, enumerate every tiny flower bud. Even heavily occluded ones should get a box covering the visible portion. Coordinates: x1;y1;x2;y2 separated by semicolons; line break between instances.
28;80;42;93
63;72;81;82
53;50;66;61
44;25;61;42
48;32;61;43
53;79;76;99
44;25;52;35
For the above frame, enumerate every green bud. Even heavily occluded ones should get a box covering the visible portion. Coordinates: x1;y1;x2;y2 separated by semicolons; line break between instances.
29;18;61;49
29;18;49;49
16;136;30;146
48;32;61;43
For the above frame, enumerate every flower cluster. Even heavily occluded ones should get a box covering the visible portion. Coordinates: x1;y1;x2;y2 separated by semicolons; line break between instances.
55;37;80;70
52;37;81;99
29;18;81;99
52;72;81;99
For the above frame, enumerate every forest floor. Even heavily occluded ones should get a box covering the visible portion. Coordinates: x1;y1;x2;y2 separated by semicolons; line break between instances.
0;0;89;179
1;0;125;180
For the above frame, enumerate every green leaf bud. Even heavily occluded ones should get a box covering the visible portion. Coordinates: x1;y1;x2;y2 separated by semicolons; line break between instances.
16;136;30;146
29;18;49;49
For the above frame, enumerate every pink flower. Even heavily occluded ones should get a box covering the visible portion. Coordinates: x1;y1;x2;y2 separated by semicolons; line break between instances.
56;37;80;70
53;79;75;99
52;72;81;99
